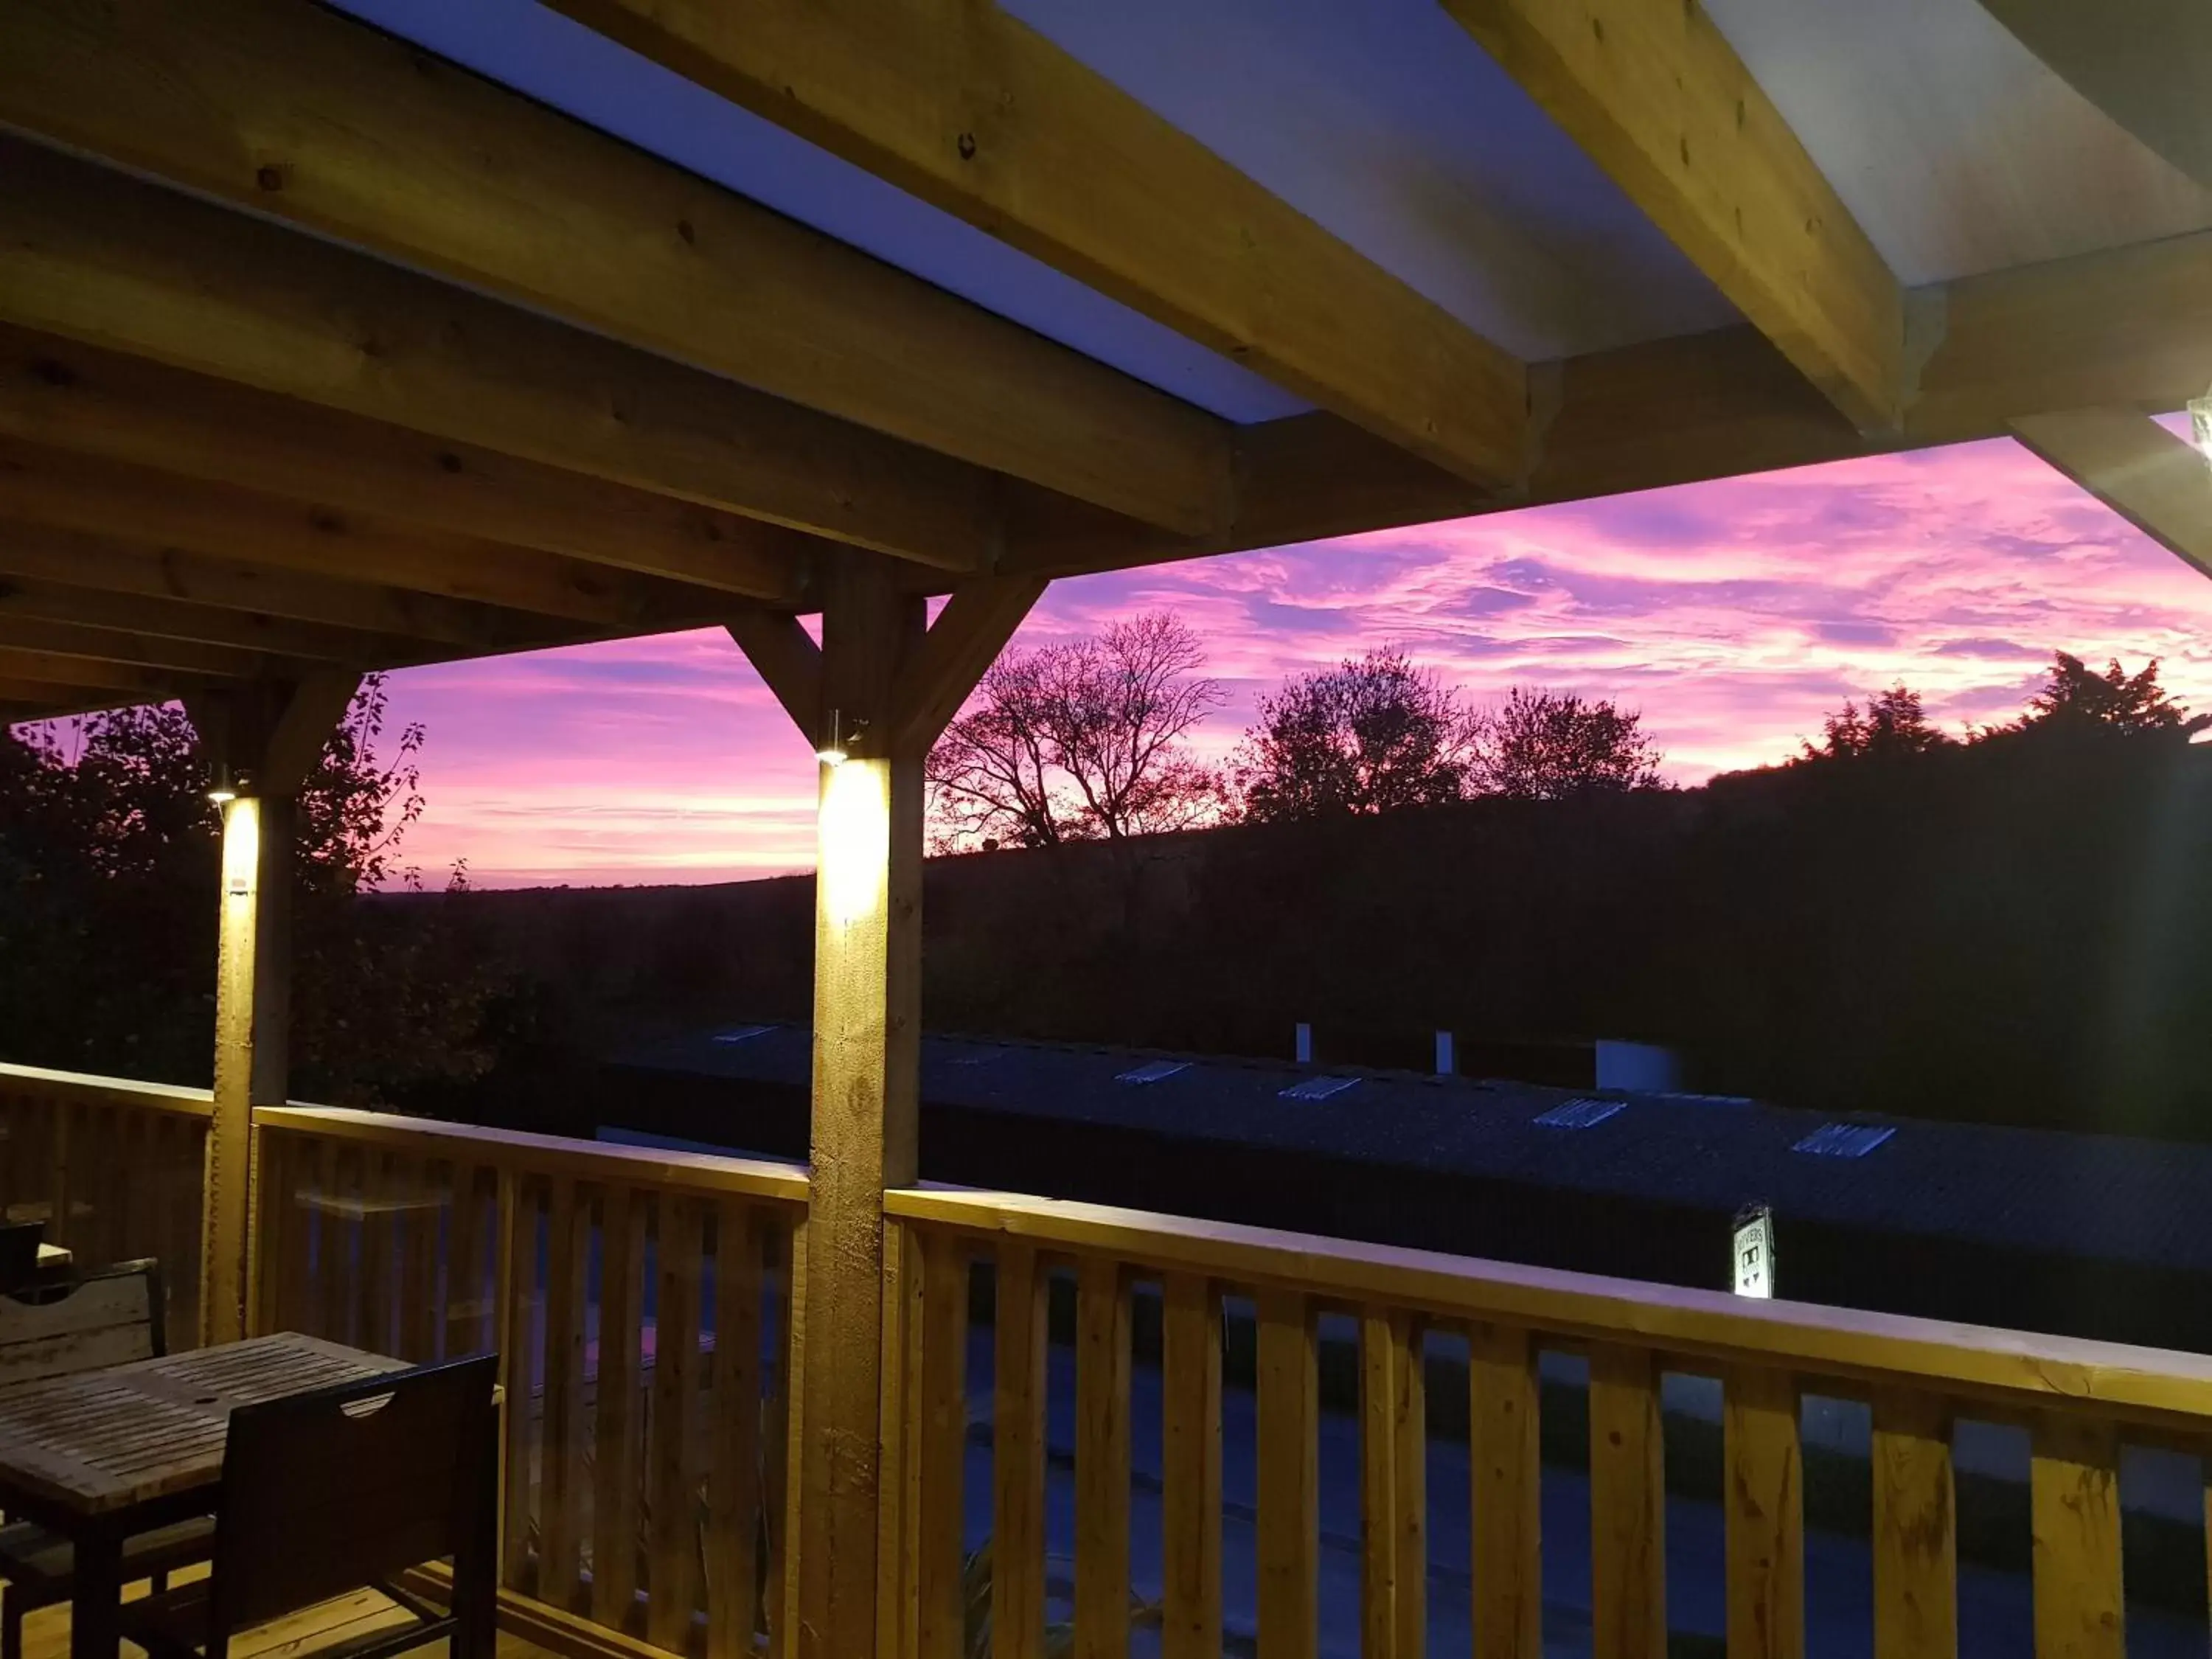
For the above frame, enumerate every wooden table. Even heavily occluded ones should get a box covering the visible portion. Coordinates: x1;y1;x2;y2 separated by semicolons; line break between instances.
0;1334;404;1659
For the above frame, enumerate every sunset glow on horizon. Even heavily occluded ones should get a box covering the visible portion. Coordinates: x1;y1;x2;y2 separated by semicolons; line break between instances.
375;434;2212;889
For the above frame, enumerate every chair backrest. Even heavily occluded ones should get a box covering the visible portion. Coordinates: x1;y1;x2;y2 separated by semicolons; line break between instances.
209;1353;498;1640
0;1222;44;1292
0;1259;162;1387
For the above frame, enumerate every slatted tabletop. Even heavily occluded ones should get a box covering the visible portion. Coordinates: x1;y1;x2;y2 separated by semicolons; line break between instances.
0;1334;403;1514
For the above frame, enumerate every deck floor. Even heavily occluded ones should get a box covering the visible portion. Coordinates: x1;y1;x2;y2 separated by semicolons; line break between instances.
19;1569;561;1659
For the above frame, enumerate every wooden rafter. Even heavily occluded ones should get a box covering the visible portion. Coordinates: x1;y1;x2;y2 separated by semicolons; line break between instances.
0;522;546;654
2010;409;2212;582
724;612;824;742
0;577;419;666
1443;0;1902;434
0;616;292;681
0;646;214;695
0;0;1233;539
0;327;821;599
0;136;981;579
549;0;1526;488
0;438;714;633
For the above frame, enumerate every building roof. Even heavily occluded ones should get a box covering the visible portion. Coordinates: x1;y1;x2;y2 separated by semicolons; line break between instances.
620;1021;2212;1279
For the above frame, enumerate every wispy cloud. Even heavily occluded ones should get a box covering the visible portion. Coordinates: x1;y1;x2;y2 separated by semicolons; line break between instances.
380;436;2212;886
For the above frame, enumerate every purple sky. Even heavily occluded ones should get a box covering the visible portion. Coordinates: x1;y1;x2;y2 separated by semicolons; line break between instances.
372;434;2212;888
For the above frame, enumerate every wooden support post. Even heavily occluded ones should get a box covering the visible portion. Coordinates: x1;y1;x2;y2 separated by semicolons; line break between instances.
192;671;360;1346
726;556;1042;1659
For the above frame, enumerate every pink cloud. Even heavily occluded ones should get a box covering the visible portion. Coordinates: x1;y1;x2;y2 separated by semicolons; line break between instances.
378;436;2212;887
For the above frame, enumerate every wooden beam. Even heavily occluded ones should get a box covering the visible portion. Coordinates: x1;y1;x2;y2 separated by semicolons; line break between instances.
2009;408;2212;580
891;577;1048;753
726;612;824;742
0;676;170;713
0;135;987;577
0;641;224;686
0;574;420;664
0;614;291;678
0;436;712;631
547;0;1525;489
0;325;821;597
1976;0;2212;191
0;0;1232;538
0;521;540;653
1443;0;1902;433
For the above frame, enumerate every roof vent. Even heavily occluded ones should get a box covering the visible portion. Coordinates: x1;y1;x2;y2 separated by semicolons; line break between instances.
1117;1060;1190;1085
1534;1097;1627;1130
1279;1075;1358;1102
1792;1123;1895;1159
712;1025;772;1045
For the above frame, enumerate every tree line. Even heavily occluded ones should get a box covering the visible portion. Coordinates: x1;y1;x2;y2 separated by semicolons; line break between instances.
925;612;1663;849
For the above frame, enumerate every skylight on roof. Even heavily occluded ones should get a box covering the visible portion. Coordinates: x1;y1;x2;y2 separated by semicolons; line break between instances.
712;1025;772;1045
1534;1098;1627;1130
1792;1123;1896;1159
1279;1076;1358;1102
1116;1060;1190;1085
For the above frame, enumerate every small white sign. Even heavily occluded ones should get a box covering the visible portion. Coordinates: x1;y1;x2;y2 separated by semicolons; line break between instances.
1732;1203;1775;1299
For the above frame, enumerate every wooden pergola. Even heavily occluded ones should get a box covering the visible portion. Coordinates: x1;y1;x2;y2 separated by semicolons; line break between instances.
4;4;2212;1657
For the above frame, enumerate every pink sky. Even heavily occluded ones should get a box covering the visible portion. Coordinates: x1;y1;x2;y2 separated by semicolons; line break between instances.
374;434;2212;888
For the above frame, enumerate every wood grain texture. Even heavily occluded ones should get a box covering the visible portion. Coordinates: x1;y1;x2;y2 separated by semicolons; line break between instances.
1724;1366;1804;1659
1588;1344;1666;1659
591;1184;644;1634
2009;408;2212;581
1443;0;1901;431
1256;1288;1318;1659
1159;1273;1222;1659
497;1171;538;1593
1870;1389;1955;1659
1073;1257;1132;1659
706;1203;764;1659
914;1234;969;1659
1468;1322;1540;1659
547;0;1525;488
992;1244;1049;1659
2029;1413;2123;1659
1360;1307;1425;1659
647;1195;704;1652
538;1177;588;1611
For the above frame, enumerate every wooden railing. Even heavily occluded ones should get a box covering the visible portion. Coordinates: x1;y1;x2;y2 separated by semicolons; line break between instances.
0;1062;209;1343
885;1185;2212;1659
254;1106;810;1659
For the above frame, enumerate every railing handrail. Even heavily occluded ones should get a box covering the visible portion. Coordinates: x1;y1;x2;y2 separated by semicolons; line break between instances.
888;1183;2212;1433
259;1103;811;1206
0;1060;213;1118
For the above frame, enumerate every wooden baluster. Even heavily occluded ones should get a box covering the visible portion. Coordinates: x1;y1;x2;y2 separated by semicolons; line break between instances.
708;1203;764;1659
1361;1308;1425;1659
400;1158;441;1363
648;1194;705;1652
882;1217;925;1659
765;1216;801;1659
914;1233;969;1659
1256;1288;1318;1659
45;1102;69;1252
178;1119;207;1343
246;1123;283;1337
1468;1322;1540;1659
324;1143;361;1346
593;1183;644;1633
268;1133;308;1338
1725;1366;1804;1659
498;1169;540;1593
540;1176;589;1610
1074;1258;1132;1659
1871;1389;1955;1659
993;1242;1048;1659
2030;1413;2122;1659
1161;1273;1222;1659
357;1151;394;1354
447;1163;493;1358
1589;1344;1666;1659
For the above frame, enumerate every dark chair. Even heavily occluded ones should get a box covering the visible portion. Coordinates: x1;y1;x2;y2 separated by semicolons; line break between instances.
0;1260;212;1659
119;1353;500;1659
0;1225;44;1296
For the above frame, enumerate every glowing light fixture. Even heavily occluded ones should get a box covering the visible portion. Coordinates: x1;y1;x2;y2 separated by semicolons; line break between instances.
206;761;238;804
2193;386;2212;470
815;709;866;768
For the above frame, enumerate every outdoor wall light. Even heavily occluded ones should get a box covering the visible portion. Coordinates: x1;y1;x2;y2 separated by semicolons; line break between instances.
815;709;866;768
2193;386;2212;471
206;761;239;804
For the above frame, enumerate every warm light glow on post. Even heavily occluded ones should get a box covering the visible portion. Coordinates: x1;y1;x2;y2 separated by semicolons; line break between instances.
219;795;261;902
1731;1202;1775;1299
814;708;865;769
206;761;238;804
2192;389;2212;470
818;754;889;926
